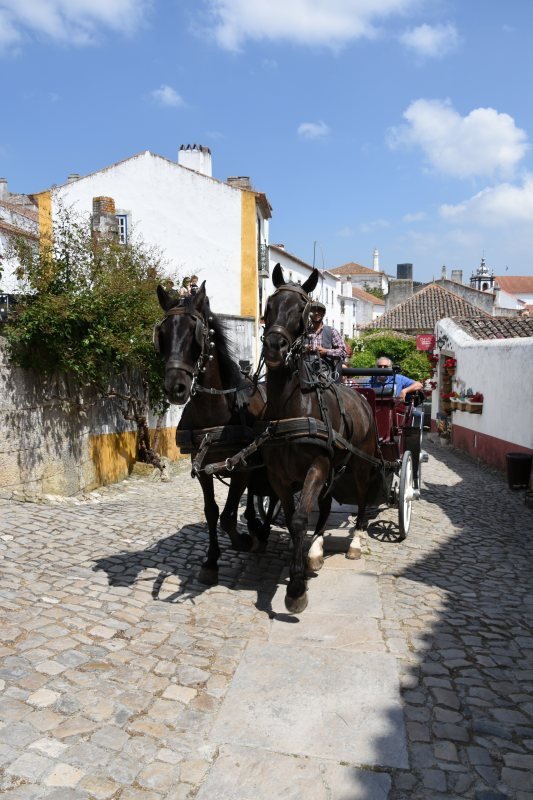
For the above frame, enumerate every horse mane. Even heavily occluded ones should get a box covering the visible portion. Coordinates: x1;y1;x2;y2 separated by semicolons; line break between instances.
179;294;244;389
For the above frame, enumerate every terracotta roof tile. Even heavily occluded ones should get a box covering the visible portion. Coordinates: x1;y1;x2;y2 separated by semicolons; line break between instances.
450;315;533;339
330;262;381;276
351;287;385;305
367;283;488;331
495;275;533;295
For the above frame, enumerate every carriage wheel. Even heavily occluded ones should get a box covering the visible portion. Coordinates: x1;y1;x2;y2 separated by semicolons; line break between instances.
255;495;283;526
398;451;414;541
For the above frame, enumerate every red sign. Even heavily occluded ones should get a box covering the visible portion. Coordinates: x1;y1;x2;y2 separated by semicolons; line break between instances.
416;334;436;351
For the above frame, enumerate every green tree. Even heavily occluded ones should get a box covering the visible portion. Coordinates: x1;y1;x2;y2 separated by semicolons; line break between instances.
5;205;171;468
362;283;385;300
348;330;431;381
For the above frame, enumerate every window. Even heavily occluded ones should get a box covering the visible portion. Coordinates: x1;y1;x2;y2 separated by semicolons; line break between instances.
340;322;344;335
116;214;128;244
340;299;345;315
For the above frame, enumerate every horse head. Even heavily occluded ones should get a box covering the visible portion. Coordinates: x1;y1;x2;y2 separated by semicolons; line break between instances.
155;281;209;404
262;263;319;369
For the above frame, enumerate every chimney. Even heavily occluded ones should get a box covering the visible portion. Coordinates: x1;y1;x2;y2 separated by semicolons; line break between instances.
91;196;118;240
451;269;463;284
385;278;413;311
441;264;447;280
397;263;413;280
227;176;252;190
0;178;8;199
373;247;379;272
178;144;212;177
67;173;80;184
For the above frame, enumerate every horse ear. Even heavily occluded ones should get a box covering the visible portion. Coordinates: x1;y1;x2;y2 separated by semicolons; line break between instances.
302;268;319;295
157;284;174;311
272;263;285;288
193;280;207;310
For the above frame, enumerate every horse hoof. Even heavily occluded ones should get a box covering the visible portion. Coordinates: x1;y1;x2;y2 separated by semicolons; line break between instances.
198;567;218;585
346;547;361;560
307;555;324;572
233;534;254;552
285;591;308;614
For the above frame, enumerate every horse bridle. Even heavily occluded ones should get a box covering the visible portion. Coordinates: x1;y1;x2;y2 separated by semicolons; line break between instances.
263;283;313;364
154;305;247;398
153;305;211;385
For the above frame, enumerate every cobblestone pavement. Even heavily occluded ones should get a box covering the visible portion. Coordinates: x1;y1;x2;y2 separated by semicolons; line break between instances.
1;441;532;799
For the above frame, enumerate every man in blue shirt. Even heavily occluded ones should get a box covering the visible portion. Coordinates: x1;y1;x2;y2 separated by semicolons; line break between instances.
371;356;423;401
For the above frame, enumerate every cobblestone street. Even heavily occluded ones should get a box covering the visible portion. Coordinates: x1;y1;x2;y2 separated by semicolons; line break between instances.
1;441;532;800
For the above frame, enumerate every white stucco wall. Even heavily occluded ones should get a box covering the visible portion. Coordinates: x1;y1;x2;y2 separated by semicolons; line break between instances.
0;201;39;293
435;319;533;449
52;152;244;316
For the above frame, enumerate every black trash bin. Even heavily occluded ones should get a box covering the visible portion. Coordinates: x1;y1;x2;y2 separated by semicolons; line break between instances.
506;452;533;490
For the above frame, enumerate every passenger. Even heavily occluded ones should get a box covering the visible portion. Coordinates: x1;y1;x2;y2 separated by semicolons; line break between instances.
305;301;347;382
179;277;191;297
189;275;199;295
371;356;423;399
372;356;424;426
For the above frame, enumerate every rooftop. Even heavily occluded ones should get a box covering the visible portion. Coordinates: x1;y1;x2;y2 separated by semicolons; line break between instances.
330;262;383;276
494;275;533;295
451;315;533;340
352;286;385;305
368;283;488;331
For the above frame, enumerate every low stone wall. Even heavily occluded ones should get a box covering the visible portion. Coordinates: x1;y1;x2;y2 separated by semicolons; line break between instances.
0;337;182;499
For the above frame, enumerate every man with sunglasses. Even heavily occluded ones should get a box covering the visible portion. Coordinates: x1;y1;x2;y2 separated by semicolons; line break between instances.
372;356;423;401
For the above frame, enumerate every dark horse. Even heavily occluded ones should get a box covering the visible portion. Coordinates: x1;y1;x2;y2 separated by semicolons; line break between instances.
155;282;268;584
261;265;381;613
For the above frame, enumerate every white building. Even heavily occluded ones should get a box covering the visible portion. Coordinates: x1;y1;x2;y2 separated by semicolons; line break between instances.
32;146;272;362
0;179;39;299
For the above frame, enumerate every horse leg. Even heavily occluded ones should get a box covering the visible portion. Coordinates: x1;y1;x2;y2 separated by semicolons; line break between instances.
285;456;329;614
307;493;332;572
197;474;221;585
219;473;255;552
242;489;270;545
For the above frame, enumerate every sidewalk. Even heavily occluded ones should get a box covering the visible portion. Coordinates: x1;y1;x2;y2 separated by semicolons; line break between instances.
1;441;532;799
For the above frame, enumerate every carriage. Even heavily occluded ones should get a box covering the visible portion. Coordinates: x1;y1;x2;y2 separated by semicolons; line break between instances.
156;267;427;613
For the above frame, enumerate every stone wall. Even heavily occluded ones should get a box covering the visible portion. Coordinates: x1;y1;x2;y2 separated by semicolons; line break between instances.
0;337;182;499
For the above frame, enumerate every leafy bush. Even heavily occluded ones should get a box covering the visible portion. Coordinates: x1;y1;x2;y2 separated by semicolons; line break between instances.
5;205;172;465
348;330;431;381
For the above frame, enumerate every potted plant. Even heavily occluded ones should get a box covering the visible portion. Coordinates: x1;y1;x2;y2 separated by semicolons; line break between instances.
427;353;439;375
466;392;484;413
440;391;454;412
449;391;459;410
444;356;456;376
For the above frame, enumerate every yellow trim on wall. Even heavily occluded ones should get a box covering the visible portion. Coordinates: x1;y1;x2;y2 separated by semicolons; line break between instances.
241;191;257;318
35;191;52;246
89;427;185;488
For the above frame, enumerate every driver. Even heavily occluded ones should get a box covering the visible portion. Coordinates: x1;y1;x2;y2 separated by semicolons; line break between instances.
371;356;423;401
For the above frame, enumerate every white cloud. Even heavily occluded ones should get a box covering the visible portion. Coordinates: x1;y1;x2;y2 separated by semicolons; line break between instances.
399;23;459;58
440;173;533;226
388;98;528;179
359;218;389;233
0;0;147;51
297;120;330;139
151;84;184;108
402;211;427;222
336;226;354;237
202;0;418;51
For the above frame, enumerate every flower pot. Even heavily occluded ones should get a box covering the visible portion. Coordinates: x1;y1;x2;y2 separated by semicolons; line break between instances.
458;401;467;411
442;401;451;412
445;368;455;376
467;402;483;414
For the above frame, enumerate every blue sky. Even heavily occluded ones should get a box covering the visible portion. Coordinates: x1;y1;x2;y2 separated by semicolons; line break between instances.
1;0;533;283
